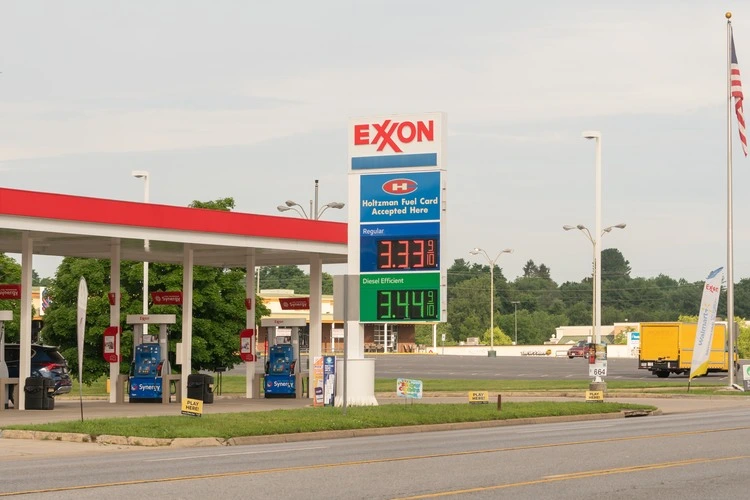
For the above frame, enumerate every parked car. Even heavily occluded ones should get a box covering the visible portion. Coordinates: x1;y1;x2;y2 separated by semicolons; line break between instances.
567;340;591;359
3;344;73;400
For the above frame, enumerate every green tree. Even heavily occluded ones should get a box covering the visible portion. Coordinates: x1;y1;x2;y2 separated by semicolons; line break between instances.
601;248;631;280
482;325;513;346
522;260;539;278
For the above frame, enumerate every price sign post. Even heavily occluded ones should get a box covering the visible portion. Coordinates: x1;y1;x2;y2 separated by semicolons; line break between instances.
588;343;608;379
343;112;447;407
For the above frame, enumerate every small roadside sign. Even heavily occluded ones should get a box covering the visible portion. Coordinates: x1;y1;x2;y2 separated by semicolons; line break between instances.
396;378;423;399
181;397;203;417
468;391;489;404
585;390;604;402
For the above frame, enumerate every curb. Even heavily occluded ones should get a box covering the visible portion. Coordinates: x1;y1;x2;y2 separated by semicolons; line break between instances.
0;409;656;448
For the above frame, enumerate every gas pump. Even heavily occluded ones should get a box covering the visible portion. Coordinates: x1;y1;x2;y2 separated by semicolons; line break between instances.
126;314;175;403
264;344;296;397
260;318;306;398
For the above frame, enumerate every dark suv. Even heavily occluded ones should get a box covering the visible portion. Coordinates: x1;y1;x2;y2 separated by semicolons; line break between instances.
3;344;73;397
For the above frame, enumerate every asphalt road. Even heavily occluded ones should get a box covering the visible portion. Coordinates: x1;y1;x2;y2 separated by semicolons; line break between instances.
3;405;750;498
238;354;730;383
370;354;730;382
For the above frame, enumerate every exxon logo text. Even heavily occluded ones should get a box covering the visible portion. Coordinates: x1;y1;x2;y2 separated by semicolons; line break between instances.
353;119;434;153
382;179;418;195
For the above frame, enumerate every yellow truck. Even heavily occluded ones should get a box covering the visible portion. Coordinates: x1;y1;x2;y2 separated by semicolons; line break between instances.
638;322;734;378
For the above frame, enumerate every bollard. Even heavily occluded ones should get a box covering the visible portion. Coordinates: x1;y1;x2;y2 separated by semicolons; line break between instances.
497;394;502;411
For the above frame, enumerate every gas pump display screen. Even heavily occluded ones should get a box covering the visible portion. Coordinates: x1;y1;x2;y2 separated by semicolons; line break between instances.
376;289;439;321
376;238;439;270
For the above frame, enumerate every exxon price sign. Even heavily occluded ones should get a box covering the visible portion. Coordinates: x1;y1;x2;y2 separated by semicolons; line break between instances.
349;112;445;171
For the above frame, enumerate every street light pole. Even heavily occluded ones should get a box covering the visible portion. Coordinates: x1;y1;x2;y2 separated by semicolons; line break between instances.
131;170;150;317
583;131;602;346
277;180;344;220
563;223;626;344
511;301;520;345
470;247;513;356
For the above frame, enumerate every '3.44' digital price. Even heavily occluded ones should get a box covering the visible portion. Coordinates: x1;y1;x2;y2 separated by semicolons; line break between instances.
376;289;438;321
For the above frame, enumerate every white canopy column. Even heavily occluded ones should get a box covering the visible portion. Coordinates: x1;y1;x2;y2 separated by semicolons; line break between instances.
109;239;121;403
308;254;322;399
180;244;194;398
245;252;257;398
18;233;33;411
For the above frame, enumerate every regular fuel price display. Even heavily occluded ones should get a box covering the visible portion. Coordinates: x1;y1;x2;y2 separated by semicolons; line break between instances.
377;237;438;270
360;221;440;273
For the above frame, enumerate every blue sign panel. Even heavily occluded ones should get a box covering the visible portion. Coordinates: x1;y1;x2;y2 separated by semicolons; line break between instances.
352;153;438;170
360;222;440;272
360;171;441;223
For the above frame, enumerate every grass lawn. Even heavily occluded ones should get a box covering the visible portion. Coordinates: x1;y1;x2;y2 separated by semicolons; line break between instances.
66;375;742;398
2;401;655;439
11;374;734;440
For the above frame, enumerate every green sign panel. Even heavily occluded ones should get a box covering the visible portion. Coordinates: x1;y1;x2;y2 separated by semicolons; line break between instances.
360;272;440;323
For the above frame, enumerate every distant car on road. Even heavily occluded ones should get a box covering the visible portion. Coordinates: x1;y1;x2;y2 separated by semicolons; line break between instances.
567;340;591;359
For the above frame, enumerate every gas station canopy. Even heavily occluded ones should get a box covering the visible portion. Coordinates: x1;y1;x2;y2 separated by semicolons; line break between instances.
0;187;348;267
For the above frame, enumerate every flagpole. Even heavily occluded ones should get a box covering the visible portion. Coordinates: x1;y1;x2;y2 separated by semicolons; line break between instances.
726;12;736;389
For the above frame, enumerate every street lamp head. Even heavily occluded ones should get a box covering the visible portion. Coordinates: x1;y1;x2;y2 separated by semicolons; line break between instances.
602;223;627;234
502;248;513;254
582;130;601;140
131;170;149;179
277;205;292;213
284;200;298;207
469;248;482;255
563;225;576;231
325;202;345;209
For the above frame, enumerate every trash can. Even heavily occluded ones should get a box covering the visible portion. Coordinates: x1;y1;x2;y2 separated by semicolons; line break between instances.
202;375;214;404
24;377;54;410
44;380;55;410
186;374;214;404
187;374;204;401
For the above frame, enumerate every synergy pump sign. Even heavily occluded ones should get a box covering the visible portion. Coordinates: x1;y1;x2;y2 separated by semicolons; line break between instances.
348;112;447;323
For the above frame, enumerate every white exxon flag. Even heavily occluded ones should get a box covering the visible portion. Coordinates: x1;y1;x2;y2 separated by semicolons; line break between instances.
689;267;724;380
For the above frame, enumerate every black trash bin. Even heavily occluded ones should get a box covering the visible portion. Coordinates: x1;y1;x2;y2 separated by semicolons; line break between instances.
44;379;55;410
186;374;214;404
24;377;54;410
202;374;214;404
187;374;204;401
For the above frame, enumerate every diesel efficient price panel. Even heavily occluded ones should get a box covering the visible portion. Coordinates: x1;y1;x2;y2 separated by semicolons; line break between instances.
360;272;440;322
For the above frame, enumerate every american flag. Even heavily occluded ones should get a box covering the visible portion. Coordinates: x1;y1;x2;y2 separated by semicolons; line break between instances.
731;29;748;156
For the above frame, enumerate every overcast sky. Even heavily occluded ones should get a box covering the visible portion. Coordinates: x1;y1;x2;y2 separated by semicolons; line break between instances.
2;1;750;284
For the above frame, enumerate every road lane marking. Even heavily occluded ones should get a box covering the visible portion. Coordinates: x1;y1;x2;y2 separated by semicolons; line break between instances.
3;426;750;497
145;445;327;462
392;455;750;499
